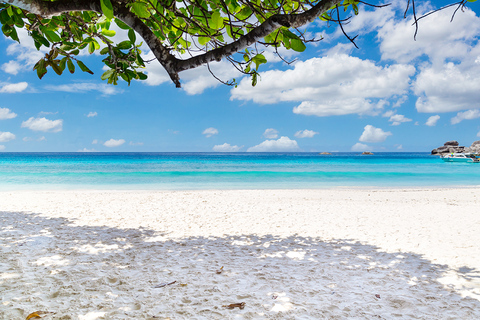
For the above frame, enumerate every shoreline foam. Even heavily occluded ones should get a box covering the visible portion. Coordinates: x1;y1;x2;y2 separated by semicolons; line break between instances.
1;188;480;319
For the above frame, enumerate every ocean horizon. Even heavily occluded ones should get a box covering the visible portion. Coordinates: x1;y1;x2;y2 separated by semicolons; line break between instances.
0;152;479;190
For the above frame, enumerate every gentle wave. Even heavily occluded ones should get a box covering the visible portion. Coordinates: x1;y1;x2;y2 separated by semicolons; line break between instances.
0;152;478;190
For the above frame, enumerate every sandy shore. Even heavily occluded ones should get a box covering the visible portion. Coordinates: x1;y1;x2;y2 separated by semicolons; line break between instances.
1;188;480;319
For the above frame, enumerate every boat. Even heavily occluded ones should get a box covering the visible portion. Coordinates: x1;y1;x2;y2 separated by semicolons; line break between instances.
441;153;480;162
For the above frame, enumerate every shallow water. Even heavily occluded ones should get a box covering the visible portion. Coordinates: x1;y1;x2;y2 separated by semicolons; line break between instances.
0;152;478;190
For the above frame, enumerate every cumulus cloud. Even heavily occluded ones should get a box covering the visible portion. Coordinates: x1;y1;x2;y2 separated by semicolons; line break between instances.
44;82;119;96
0;107;17;120
231;54;414;117
212;143;243;152
378;6;480;64
359;125;392;143
141;51;241;94
388;114;412;126
247;136;300;152
451;109;480;124
414;63;480;113
351;143;371;152
263;128;279;139
1;60;22;75
104;139;125;147
294;130;319;138
21;117;63;133
425;115;440;126
87;112;98;118
0;82;28;93
0;131;15;142
202;127;218;138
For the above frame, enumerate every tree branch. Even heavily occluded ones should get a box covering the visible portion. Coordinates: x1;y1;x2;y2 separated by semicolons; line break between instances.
7;0;182;86
6;0;341;87
175;0;342;73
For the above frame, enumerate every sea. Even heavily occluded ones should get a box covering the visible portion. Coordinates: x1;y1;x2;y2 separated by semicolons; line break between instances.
0;152;478;190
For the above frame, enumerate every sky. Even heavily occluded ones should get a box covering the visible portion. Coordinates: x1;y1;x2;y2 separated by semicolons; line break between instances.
1;0;480;152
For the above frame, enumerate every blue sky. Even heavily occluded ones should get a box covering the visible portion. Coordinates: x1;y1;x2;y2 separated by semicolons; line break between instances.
1;0;480;152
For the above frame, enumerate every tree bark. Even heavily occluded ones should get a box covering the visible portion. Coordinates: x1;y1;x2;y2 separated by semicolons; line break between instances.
4;0;342;87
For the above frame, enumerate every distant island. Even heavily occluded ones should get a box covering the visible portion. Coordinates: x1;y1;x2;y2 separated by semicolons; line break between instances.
431;140;480;155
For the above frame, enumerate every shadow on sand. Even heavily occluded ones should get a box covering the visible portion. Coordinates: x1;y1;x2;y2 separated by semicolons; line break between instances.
1;210;480;319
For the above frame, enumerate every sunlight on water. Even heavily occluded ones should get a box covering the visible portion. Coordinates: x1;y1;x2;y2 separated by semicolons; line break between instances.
0;152;479;190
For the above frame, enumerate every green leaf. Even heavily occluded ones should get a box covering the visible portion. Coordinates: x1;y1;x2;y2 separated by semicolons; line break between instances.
117;40;132;49
101;69;114;80
251;71;258;86
33;59;47;80
131;2;151;18
137;73;147;80
44;30;62;42
67;59;75;74
50;61;63;75
198;36;210;45
101;29;116;37
100;47;110;55
59;57;67;70
114;18;130;30
100;0;114;20
128;29;136;43
251;54;267;70
76;60;94;75
88;42;95;54
290;38;306;52
210;11;223;29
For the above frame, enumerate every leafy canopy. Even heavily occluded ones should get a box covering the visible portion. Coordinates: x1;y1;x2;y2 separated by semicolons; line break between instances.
0;0;476;87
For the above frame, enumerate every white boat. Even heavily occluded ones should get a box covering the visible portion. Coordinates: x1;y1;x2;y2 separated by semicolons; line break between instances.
441;153;480;162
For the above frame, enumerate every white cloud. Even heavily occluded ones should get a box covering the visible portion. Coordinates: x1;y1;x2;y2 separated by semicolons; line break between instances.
451;109;480;124
426;115;440;127
0;107;17;120
21;117;63;133
359;125;392;143
388;114;412;126
104;139;125;147
141;51;241;94
78;148;97;152
477;130;480;138
44;82;120;96
231;54;414;117
92;139;99;144
414;63;480;113
263;128;278;139
38;136;46;141
378;6;480;65
294;130;319;138
351;142;371;152
0;82;28;93
0;131;15;142
202;127;218;137
247;136;300;152
87;112;98;118
129;141;144;146
0;145;5;151
213;143;243;152
1;60;22;75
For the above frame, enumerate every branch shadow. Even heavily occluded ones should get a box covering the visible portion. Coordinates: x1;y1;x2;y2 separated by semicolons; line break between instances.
1;210;480;319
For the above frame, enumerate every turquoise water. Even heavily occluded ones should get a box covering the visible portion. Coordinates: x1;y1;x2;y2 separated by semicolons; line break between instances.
0;152;478;190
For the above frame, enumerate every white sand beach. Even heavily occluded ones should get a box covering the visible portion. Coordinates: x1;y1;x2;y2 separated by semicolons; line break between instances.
1;188;480;319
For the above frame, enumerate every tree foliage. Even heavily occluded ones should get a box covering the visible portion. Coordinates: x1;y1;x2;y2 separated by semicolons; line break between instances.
0;0;476;87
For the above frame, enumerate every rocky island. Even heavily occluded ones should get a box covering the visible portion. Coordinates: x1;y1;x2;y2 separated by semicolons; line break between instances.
431;140;480;155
